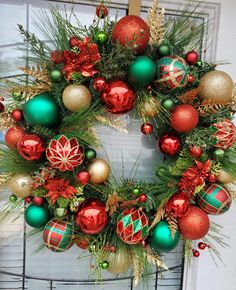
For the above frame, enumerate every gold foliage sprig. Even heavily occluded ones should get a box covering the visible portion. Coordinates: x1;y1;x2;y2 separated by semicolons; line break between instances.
96;115;128;133
149;206;165;230
147;0;165;46
146;246;168;271
165;214;178;239
132;253;145;288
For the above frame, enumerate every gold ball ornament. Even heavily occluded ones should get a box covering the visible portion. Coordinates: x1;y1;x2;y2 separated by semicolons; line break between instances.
140;97;160;117
103;249;132;274
87;158;110;184
199;70;234;105
217;169;236;184
8;173;33;198
62;84;92;112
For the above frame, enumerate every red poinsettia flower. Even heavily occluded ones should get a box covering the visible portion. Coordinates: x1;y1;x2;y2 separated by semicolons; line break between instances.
46;135;84;172
44;178;77;205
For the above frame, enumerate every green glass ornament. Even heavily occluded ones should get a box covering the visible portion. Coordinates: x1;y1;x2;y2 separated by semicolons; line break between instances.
161;98;175;111
132;188;140;195
213;149;225;161
95;31;108;44
23;93;60;127
157;43;171;57
128;56;156;88
25;204;50;228
54;208;67;218
196;60;203;67
100;260;109;269
150;220;180;252
85;148;97;161
12;91;22;101
50;69;63;83
9;194;17;202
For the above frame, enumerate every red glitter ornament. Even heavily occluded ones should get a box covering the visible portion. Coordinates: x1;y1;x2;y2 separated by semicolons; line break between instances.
96;4;108;18
76;170;91;185
93;77;107;92
101;80;136;114
32;196;44;206
69;36;81;48
178;206;210;240
212;119;236;149
165;192;190;217
185;51;199;65
158;133;181;156
139;193;148;202
112;15;150;53
11;109;23;122
4;126;25;149
171;104;199;133
0;102;4;112
198;242;206;250
76;199;108;235
141;123;153;134
193;249;200;257
188;75;195;83
189;146;203;158
17;134;45;161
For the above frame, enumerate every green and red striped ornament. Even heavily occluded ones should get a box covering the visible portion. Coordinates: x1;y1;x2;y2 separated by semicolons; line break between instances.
197;183;232;215
116;208;149;245
43;219;74;252
155;56;189;92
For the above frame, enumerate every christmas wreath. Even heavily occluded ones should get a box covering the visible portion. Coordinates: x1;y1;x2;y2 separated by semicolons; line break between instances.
0;0;236;286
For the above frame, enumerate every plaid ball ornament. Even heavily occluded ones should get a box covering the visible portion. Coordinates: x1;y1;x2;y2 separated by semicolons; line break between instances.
43;219;74;252
156;56;189;92
197;183;232;215
116;208;149;245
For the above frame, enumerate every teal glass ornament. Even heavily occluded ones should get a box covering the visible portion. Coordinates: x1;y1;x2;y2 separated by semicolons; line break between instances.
150;220;180;252
25;204;50;228
95;31;108;44
23;93;60;127
128;56;156;88
157;43;171;57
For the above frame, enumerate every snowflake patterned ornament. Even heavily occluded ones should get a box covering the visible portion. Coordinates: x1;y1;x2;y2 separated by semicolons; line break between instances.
46;135;84;171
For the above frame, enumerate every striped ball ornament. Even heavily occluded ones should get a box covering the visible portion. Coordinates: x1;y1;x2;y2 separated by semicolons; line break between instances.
43;219;74;252
197;183;232;215
156;56;189;92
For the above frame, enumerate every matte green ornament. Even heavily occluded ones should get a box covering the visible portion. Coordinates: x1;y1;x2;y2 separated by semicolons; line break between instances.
50;69;63;83
12;91;22;101
9;194;17;202
150;220;180;252
85;148;97;161
100;260;109;269
213;149;225;161
23;93;60;127
95;31;108;44
132;188;140;195
161;98;175;111
25;204;50;228
157;43;171;57
128;56;156;88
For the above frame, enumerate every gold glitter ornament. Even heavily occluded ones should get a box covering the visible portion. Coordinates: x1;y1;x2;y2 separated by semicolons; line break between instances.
217;169;235;184
8;173;33;198
103;249;132;274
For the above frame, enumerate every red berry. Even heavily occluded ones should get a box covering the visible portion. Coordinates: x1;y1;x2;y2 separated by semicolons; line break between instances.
25;197;31;203
0;102;4;113
208;173;217;183
198;242;206;250
0;97;4;101
141;123;153;135
76;170;91;185
110;246;116;253
208;244;211;248
69;36;80;48
188;75;195;84
141;240;148;248
189;146;203;158
139;193;148;202
11;109;23;122
193;249;200;257
93;77;107;92
96;4;108;18
32;196;44;206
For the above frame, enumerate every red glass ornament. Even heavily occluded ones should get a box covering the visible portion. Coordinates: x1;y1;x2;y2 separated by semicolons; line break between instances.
76;170;91;185
165;192;190;217
171;104;199;133
139;193;148;202
212;119;236;149
178;206;210;240
4;126;25;149
188;75;195;83
189;146;203;158
185;51;199;65
112;15;150;53
17;134;46;161
96;4;108;18
0;102;4;112
69;36;81;48
32;196;44;206
198;242;206;250
76;238;89;250
193;249;200;257
93;77;107;92
141;123;153;135
101;80;136;114
25;197;32;203
158;133;181;156
11;109;23;122
76;199;108;234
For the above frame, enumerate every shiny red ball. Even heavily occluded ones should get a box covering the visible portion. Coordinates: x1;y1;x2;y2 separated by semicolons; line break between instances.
112;15;150;53
76;199;108;234
171;104;199;133
17;134;46;161
165;192;190;217
189;146;203;158
5;126;25;149
32;196;44;206
188;75;195;83
0;102;4;112
193;249;200;257
141;123;153;135
76;238;89;250
101;80;136;114
25;197;32;203
69;36;81;48
158;133;181;156
76;170;91;185
198;242;206;250
178;206;210;240
139;193;148;202
93;77;107;92
185;51;199;65
96;4;108;18
11;109;23;122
